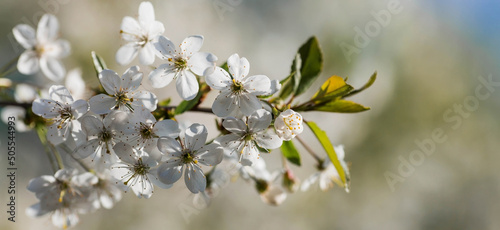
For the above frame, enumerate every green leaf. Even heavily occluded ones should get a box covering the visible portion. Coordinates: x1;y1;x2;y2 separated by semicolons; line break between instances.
91;51;107;76
313;99;370;113
278;54;301;99
174;84;210;115
281;140;301;166
344;71;377;98
294;36;323;96
220;62;229;73
306;121;349;192
312;75;347;99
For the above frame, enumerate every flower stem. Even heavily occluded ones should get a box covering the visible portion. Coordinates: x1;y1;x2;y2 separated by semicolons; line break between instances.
36;126;58;173
295;135;322;164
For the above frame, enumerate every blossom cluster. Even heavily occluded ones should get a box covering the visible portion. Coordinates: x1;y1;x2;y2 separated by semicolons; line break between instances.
0;1;372;228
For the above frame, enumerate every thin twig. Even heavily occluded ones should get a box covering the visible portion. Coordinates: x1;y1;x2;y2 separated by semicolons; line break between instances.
295;135;322;164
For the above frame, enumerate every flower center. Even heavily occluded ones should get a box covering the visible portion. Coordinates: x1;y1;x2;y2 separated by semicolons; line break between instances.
181;150;198;164
169;57;187;72
114;90;134;112
133;158;149;176
57;106;73;129
139;122;154;139
231;79;245;94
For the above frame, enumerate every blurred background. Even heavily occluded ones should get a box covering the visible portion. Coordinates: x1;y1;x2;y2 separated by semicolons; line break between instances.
1;0;500;229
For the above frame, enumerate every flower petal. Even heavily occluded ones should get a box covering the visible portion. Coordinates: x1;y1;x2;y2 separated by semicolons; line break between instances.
154;36;176;58
157;163;183;185
112;142;138;164
138;42;155;65
205;67;231;90
222;117;247;136
120;16;142;40
99;69;121;95
196;143;223;166
81;116;103;137
32;99;59;118
247;109;272;133
129;90;157;112
184;123;208;151
211;90;237;118
89;94;116;114
71;99;89;119
148;64;176;88
157;137;182;157
180;35;203;57
238;94;262;117
49;85;74;104
188;52;216;76
116;44;138;66
227;53;250;80
138;1;155;25
12;24;36;49
121;66;143;92
184;164;206;193
36;14;59;43
255;133;282;150
40;57;65;82
17;51;39;75
47;123;70;145
243;74;271;95
154;119;180;138
176;70;199;101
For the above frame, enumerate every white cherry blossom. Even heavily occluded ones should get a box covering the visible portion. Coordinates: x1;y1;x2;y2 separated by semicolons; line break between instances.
156;123;223;193
89;66;157;114
206;53;271;118
215;109;282;166
301;145;350;192
116;1;164;66
149;35;217;100
274;109;304;141
13;14;70;81
110;142;170;198
32;85;89;145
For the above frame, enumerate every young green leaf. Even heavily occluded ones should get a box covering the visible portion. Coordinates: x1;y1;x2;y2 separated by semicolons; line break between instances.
91;51;107;76
294;36;323;96
279;54;301;99
313;100;370;113
343;71;377;98
306;121;350;191
281;140;301;166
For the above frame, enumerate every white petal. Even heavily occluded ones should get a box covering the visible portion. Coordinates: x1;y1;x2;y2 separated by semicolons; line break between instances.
211;90;237;118
239;94;262;116
240;141;259;166
112;142;137;164
196;143;223;166
180;35;203;57
154;119;180;138
176;70;199;101
188;52;216;76
99;69;121;95
157;163;183;185
138;42;155;65
121;66;143;92
47;123;70;145
154;36;176;58
49;85;73;104
44;39;71;58
71;100;88;119
215;134;242;152
184;123;208;151
184;164;206;193
243;75;271;95
255;133;282;150
52;210;79;229
301;173;320;191
89;94;116;114
205;67;231;90
40;57;66;82
116;44;139;66
129;90;158;112
148;64;176;88
32;99;58;118
12;24;36;49
120;16;142;39
65;68;86;100
148;168;173;189
247;109;272;133
26;203;51;217
72;172;98;186
222;117;247;136
81;116;103;137
147;21;164;38
261;185;287;206
37;14;59;43
17;51;39;75
138;1;155;25
227;53;250;80
27;176;56;193
157;137;182;157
